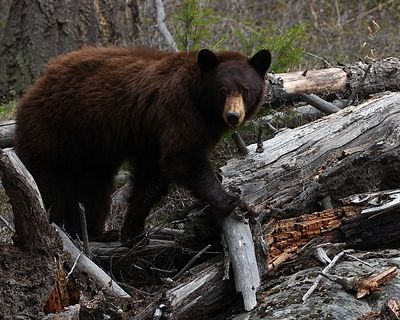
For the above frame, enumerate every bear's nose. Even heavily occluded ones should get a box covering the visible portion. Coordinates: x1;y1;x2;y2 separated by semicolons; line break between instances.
226;112;240;126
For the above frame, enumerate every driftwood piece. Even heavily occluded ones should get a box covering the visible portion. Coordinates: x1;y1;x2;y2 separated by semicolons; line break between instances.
0;147;60;253
52;223;131;299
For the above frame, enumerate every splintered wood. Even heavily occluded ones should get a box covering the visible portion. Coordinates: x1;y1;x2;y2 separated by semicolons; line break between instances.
356;266;398;299
265;207;359;269
265;188;400;270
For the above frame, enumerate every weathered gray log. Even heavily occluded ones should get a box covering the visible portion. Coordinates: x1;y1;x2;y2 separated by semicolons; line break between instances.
221;93;400;221
0;148;60;253
221;214;260;311
267;57;400;102
52;223;131;299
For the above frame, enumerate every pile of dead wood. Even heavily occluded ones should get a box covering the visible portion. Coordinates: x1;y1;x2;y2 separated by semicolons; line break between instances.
0;57;400;319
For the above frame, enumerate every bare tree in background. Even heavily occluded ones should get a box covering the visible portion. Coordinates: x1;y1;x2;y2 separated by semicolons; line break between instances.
0;0;140;101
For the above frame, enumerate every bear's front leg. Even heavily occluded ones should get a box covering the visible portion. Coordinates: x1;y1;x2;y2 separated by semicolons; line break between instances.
162;154;243;217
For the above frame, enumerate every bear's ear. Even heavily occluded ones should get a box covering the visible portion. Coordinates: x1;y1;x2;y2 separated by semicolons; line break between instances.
249;49;271;76
197;49;219;73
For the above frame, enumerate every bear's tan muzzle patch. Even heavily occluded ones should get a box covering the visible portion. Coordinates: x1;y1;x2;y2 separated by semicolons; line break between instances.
223;94;245;127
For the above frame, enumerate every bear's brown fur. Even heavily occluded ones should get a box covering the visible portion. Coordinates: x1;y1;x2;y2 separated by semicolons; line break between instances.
15;47;271;242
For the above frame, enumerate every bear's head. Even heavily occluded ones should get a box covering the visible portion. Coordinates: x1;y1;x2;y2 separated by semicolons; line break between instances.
197;48;271;128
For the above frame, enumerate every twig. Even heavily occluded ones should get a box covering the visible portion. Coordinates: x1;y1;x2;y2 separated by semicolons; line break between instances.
266;122;278;134
256;126;264;153
344;63;372;107
345;253;374;268
304;52;331;68
66;251;83;279
154;0;178;52
172;244;211;281
0;214;15;233
79;203;91;258
302;250;351;303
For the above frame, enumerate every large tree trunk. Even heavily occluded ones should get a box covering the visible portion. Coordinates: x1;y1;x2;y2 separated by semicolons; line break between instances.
0;0;139;101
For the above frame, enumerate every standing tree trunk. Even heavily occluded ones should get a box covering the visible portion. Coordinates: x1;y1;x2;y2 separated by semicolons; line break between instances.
0;0;140;101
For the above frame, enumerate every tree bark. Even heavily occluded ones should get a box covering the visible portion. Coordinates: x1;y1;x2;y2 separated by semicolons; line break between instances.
0;0;139;101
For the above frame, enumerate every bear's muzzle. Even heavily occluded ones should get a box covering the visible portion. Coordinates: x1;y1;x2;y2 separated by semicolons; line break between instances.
224;94;245;127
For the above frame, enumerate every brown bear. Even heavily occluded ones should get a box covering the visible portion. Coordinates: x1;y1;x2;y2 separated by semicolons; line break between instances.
15;47;271;243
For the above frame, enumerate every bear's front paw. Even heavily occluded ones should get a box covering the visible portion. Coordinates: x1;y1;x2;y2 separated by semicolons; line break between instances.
236;199;257;219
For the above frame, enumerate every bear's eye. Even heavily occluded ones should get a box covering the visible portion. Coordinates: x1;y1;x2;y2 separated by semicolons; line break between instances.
242;86;249;96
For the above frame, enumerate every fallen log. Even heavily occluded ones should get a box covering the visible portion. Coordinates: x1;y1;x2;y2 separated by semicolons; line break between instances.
221;92;400;222
53;223;131;299
0;147;60;253
267;57;400;101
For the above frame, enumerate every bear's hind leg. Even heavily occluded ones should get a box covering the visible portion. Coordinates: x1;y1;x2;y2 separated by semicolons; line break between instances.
120;167;169;244
32;172;80;236
81;174;115;240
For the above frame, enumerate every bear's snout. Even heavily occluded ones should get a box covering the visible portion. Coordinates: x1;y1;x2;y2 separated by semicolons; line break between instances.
226;112;240;126
224;94;245;127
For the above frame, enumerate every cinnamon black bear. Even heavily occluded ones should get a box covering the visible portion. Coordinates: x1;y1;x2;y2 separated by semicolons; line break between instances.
15;47;271;243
